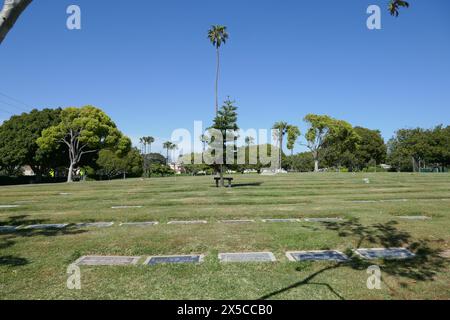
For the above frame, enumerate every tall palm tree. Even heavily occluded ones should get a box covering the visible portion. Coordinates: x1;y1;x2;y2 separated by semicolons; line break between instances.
200;134;209;163
272;122;289;170
208;25;229;115
139;137;145;155
163;141;177;165
145;136;155;154
245;136;255;148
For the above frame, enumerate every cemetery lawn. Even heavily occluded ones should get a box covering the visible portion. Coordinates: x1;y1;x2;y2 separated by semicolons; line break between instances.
0;173;449;300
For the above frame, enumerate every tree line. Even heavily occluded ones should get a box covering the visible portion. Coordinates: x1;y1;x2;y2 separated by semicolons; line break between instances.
0;106;163;183
182;100;449;176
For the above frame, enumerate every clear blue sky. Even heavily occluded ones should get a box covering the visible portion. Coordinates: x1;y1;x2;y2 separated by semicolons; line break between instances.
0;0;449;153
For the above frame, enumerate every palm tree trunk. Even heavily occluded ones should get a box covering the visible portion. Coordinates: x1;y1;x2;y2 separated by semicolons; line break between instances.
279;135;283;171
215;48;220;115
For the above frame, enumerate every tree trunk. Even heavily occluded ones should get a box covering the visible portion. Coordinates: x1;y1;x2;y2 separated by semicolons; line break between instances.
314;160;319;173
67;162;74;183
279;136;283;171
291;149;294;171
220;164;224;187
0;0;32;45
215;48;220;115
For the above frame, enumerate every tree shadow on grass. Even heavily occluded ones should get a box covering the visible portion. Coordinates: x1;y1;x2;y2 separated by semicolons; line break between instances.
231;182;263;188
2;215;86;235
0;255;29;267
258;219;448;300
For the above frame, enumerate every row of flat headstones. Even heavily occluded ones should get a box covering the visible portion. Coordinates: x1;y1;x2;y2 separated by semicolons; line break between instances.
74;248;417;266
3;197;449;209
0;215;432;232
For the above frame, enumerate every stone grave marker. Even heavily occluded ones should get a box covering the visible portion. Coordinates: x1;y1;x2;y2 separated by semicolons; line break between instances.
354;248;415;260
144;254;204;265
304;218;343;223
167;220;208;225
218;252;276;263
120;222;159;227
24;223;68;230
286;250;348;262
219;219;255;224
74;255;141;266
76;222;114;228
261;218;301;223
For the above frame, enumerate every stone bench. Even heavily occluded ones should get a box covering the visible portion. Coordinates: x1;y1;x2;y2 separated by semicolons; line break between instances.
214;177;233;188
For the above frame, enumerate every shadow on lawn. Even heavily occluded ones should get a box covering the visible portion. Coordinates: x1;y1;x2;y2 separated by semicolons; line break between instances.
0;215;89;268
231;182;263;188
259;219;447;300
0;255;29;267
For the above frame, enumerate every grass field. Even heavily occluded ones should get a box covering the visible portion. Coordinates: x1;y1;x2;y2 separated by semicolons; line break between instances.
0;173;449;300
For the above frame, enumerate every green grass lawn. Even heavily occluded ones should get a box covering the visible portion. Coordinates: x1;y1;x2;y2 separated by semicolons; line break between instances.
1;173;449;300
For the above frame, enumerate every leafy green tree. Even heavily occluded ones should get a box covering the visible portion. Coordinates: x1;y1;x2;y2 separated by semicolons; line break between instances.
387;126;450;172
210;98;239;186
97;147;143;179
37;106;131;182
286;125;300;156
321;120;360;171
149;163;175;177
0;108;65;178
144;153;167;166
288;152;315;172
302;114;358;172
353;127;387;169
208;25;229;115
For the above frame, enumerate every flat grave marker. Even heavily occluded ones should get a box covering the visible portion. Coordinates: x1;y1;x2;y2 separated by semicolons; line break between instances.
380;199;408;203
0;205;20;209
167;220;208;225
218;252;276;263
23;223;68;230
396;216;431;220
261;218;301;223
76;222;114;228
144;254;204;266
0;226;19;233
440;250;450;259
111;206;143;209
120;222;159;227
304;218;344;223
74;255;141;266
219;219;255;224
354;248;415;260
286;250;348;262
